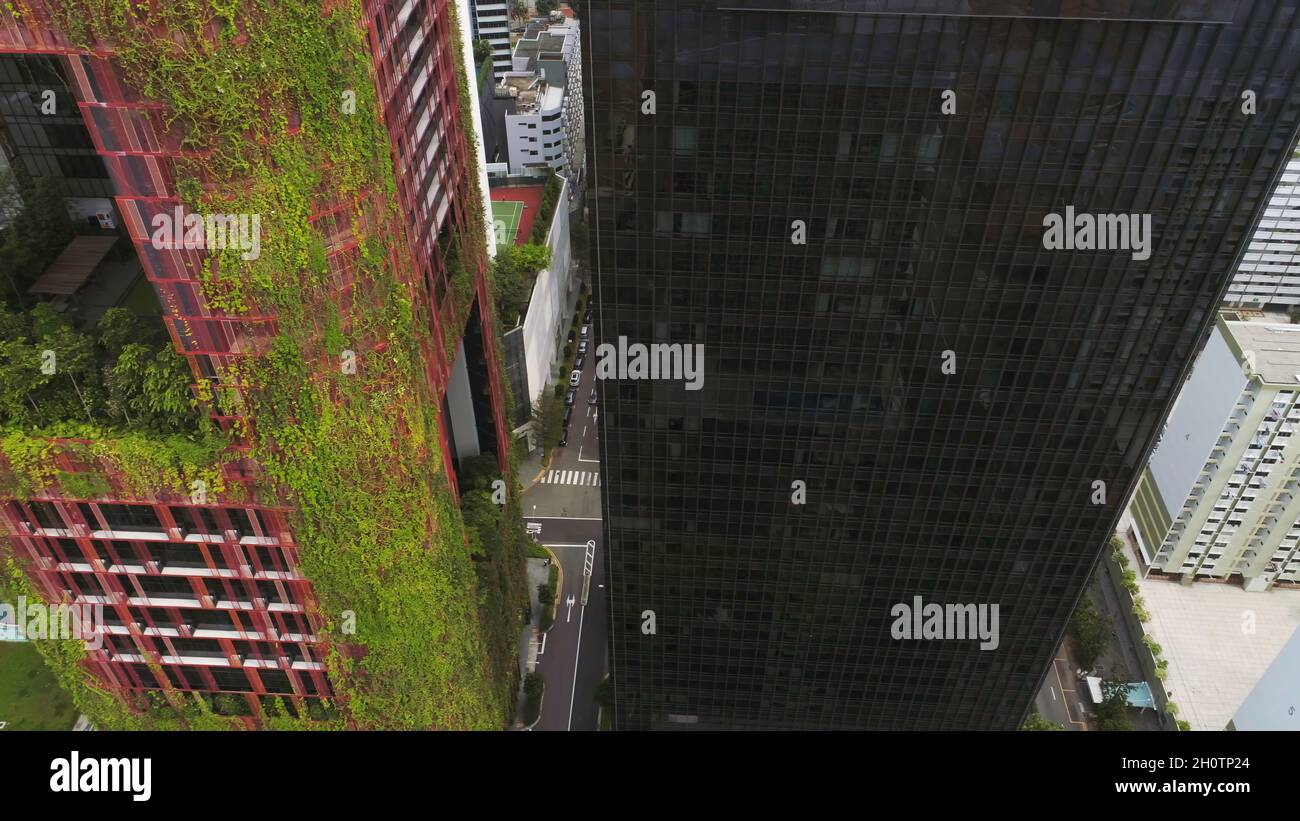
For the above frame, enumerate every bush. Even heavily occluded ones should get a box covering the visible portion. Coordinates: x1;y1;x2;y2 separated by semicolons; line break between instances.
524;671;544;698
521;672;544;726
530;174;563;244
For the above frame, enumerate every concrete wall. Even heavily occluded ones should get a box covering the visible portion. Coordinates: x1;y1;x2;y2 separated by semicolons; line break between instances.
447;340;481;460
1147;325;1246;520
519;180;572;408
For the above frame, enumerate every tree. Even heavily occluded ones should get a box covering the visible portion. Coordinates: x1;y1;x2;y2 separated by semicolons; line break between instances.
535;0;558;14
491;243;550;327
1095;680;1135;731
473;38;493;61
531;389;565;451
509;0;528;20
1021;712;1065;731
1068;595;1109;671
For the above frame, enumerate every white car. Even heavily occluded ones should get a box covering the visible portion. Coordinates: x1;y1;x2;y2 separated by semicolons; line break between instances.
580;324;590;340
569;369;582;387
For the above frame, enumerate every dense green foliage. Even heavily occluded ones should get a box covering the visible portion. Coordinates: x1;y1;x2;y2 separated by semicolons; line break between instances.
492;243;551;326
531;389;565;453
1095;680;1136;731
11;0;527;729
1020;712;1065;731
530;174;564;244
1068;594;1109;671
0;305;201;434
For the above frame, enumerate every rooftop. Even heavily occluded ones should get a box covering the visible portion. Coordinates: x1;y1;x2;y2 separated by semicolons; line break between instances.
1131;568;1300;730
495;74;561;115
1224;319;1300;384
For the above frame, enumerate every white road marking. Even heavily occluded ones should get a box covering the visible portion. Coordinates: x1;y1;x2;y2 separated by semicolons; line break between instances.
539;470;600;487
568;601;587;732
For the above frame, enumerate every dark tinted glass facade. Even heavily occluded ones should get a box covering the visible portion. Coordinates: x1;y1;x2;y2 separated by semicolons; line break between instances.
586;0;1300;729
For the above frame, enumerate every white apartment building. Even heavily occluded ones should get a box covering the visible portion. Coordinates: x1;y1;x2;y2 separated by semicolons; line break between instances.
1224;155;1300;308
502;13;584;179
499;73;567;175
469;0;513;81
1129;317;1300;591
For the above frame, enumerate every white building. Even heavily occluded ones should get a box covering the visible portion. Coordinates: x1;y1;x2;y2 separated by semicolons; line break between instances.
497;13;583;179
1129;316;1300;591
1224;155;1300;308
468;0;512;82
499;73;567;176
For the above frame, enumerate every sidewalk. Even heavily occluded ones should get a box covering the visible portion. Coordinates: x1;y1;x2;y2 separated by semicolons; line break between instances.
518;444;548;491
512;555;553;729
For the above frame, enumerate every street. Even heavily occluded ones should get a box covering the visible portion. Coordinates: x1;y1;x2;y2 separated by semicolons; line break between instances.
522;331;607;731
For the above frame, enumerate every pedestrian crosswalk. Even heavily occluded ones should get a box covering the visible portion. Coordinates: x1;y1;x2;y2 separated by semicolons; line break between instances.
540;469;601;486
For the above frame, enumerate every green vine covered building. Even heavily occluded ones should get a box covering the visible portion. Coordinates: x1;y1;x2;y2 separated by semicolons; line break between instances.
0;0;528;729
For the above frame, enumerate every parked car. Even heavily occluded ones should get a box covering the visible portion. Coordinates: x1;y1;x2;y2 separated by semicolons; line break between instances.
580;324;590;340
574;354;586;371
583;308;592;323
589;387;598;405
578;339;588;355
558;427;569;447
565;388;577;406
562;406;572;426
569;369;581;387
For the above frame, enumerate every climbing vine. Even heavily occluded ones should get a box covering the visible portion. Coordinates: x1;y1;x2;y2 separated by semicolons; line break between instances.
8;0;527;729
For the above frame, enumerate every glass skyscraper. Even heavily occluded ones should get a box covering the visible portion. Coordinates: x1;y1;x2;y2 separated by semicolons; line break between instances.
586;0;1300;729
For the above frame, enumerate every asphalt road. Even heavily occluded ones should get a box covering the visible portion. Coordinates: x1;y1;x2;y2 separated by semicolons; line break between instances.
1034;655;1088;730
523;334;607;731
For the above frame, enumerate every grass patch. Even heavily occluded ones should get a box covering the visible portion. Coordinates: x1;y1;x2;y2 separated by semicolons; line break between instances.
0;642;76;730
